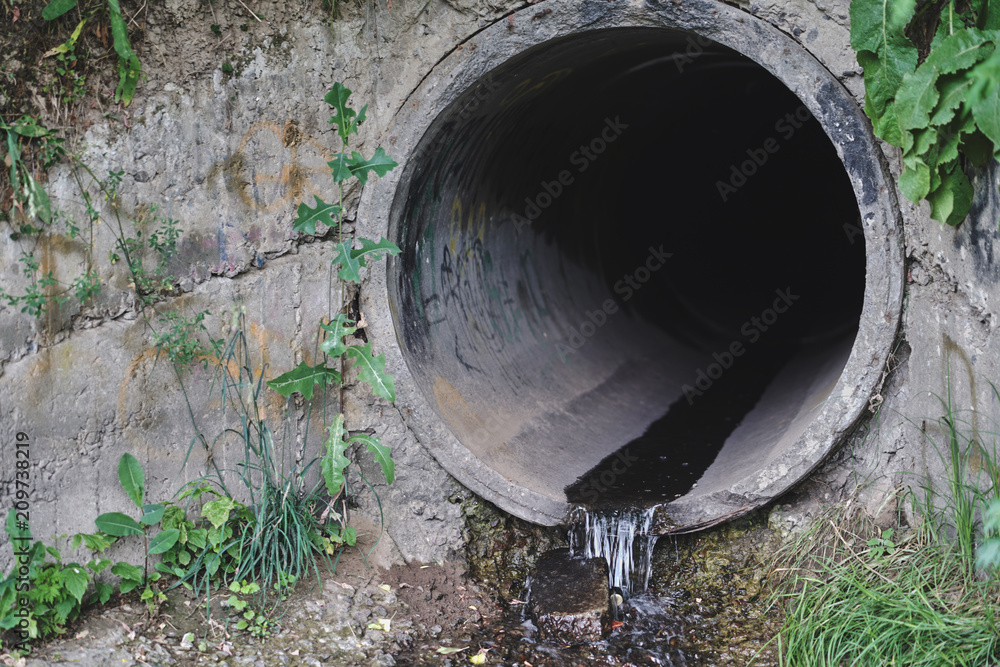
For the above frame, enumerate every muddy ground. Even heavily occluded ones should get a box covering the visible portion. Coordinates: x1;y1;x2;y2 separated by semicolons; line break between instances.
0;505;786;667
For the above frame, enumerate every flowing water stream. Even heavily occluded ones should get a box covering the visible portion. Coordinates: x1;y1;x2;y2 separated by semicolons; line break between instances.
570;506;660;598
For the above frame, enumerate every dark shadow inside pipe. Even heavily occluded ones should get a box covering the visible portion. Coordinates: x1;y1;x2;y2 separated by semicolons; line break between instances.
389;28;866;513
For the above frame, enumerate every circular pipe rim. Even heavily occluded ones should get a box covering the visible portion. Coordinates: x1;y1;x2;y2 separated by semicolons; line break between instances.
358;0;905;530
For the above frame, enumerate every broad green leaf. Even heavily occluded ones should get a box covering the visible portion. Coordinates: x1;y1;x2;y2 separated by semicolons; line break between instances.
95;582;114;604
115;54;141;107
850;0;918;86
201;497;237;529
11;117;49;138
23;171;51;224
923;29;996;75
344;342;396;402
95;512;143;537
984;498;1000;533
107;0;140;105
929;162;974;225
872;100;903;146
42;0;77;20
930;73;974;126
54;597;77;623
319;314;357;358
322;415;351;497
140;503;165;526
111;561;144;583
87;557;112;574
73;531;114;553
969;53;1000;145
436;647;469;655
328;153;354;183
348;433;395;485
187;527;208;549
325;83;365;143
107;0;135;60
293;196;342;236
332;240;363;282
898;159;931;201
351;237;402;267
58;565;89;604
345;147;398;185
148;529;180;555
895;66;940;131
4;508;31;541
977;540;1000;569
267;361;341;399
118;453;145;508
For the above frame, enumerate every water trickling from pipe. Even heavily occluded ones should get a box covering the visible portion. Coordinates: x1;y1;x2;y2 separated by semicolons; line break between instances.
570;507;659;598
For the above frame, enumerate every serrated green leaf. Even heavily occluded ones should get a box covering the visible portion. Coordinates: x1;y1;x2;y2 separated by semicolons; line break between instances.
348;433;395;485
148;529;180;555
118;453;145;508
873;100;904;146
293;196;342;235
111;561;144;582
322;415;351;497
896;66;941;131
899;159;931;201
924;29;996;75
319;314;357;358
928;161;974;225
201;497;237;529
345;147;398;185
328;153;354;183
96;582;113;604
930;73;975;126
95;512;143;537
267;361;341;399
332;240;363;282
969;53;1000;145
140;504;165;526
58;565;89;605
326;83;363;144
41;0;77;20
344;342;396;402
351;237;402;267
851;0;919;116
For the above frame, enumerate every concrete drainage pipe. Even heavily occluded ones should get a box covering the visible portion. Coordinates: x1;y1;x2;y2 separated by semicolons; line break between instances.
360;0;904;533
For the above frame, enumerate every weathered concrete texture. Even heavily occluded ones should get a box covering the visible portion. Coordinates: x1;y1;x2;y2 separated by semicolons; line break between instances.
1;0;523;568
529;548;609;642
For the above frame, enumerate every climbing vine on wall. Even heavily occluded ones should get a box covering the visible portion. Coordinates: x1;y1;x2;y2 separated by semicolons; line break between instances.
850;0;1000;227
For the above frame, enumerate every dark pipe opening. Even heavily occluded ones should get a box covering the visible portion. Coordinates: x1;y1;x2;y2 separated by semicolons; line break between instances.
389;28;866;516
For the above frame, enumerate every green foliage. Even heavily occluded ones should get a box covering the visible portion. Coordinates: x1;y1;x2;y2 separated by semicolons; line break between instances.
772;380;1000;665
292;196;342;236
270;83;399;528
0;512;113;646
267;361;341;400
41;0;141;106
153;310;224;369
226;580;273;636
851;0;1000;227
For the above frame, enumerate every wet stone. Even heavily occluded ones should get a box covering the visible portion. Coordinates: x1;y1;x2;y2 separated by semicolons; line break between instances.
529;548;609;641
